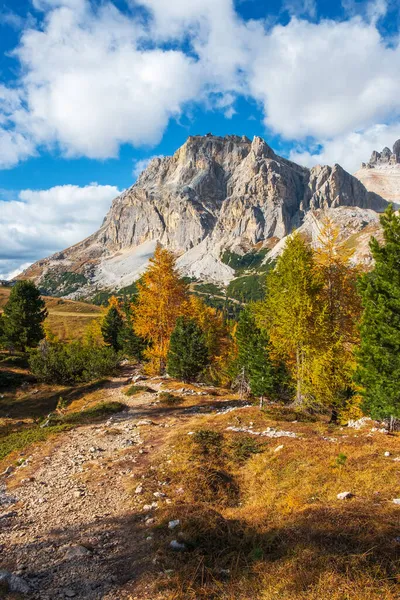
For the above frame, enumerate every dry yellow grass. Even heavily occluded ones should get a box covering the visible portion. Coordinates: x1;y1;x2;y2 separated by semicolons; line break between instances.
0;285;102;340
134;404;400;600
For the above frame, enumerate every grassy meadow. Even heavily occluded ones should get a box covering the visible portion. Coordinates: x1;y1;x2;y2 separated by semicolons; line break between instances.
0;285;102;340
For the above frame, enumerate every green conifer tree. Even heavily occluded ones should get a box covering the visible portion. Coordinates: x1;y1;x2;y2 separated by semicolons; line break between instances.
3;280;47;352
118;300;146;360
167;316;209;382
235;306;286;407
101;301;124;352
356;204;400;424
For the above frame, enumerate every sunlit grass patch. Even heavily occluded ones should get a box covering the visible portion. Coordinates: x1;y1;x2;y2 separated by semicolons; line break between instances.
158;392;184;405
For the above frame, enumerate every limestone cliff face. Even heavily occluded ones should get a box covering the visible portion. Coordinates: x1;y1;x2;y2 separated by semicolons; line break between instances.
20;134;390;295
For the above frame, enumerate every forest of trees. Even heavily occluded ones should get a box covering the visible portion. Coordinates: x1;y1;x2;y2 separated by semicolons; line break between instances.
1;206;400;426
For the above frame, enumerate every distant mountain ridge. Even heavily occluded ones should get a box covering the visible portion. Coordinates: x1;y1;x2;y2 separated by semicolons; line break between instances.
354;139;400;203
19;134;394;298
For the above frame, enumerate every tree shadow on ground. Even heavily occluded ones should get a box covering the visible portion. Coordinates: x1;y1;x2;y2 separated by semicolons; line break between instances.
2;500;399;599
0;379;114;422
113;398;253;424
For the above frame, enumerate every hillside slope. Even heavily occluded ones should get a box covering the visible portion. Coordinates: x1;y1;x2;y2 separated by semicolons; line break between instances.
1;370;399;599
0;286;101;340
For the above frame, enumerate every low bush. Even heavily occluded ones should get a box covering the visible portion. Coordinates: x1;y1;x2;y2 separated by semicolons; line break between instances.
228;435;264;462
29;339;120;385
192;429;223;456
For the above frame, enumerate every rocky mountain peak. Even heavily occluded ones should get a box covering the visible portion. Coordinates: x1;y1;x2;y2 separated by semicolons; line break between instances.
354;139;400;203
20;134;390;296
362;140;400;169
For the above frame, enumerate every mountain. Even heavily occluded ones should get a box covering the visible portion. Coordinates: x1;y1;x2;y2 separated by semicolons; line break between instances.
20;134;391;299
353;140;400;203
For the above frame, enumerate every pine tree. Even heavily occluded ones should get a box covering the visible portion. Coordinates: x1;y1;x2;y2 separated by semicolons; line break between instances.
118;300;146;360
167;316;209;381
259;234;322;406
101;297;124;352
3;280;47;351
313;218;361;420
235;306;284;407
356;204;400;424
134;245;188;374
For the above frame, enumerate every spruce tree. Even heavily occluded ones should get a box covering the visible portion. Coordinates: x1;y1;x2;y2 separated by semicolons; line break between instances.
235;306;283;407
101;299;124;352
356;205;400;423
167;316;209;382
3;280;47;352
118;300;146;360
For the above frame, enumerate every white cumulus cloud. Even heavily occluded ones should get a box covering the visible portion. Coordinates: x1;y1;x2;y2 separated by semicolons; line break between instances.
289;123;400;173
0;0;400;175
0;183;119;278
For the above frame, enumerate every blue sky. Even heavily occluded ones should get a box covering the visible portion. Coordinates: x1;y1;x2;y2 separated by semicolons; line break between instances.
1;0;400;277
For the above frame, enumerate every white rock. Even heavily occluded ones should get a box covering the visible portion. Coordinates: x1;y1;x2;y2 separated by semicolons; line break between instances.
135;485;143;494
384;451;390;456
337;491;353;500
274;445;284;453
168;519;180;530
143;502;158;511
347;417;372;429
392;498;400;505
169;540;186;551
153;491;166;499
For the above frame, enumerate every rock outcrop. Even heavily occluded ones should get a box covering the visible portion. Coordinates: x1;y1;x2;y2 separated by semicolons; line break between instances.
354;140;400;203
20;134;390;296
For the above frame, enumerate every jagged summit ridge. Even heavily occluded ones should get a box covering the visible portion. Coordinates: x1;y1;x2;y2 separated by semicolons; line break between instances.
354;139;400;203
362;139;400;169
21;134;390;296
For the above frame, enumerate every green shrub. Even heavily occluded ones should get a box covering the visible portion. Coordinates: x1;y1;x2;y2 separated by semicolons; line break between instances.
228;435;264;462
192;429;223;455
29;339;120;385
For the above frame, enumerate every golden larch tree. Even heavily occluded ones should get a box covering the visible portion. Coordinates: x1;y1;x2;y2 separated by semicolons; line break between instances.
186;295;230;382
133;245;188;374
313;217;362;419
257;234;323;406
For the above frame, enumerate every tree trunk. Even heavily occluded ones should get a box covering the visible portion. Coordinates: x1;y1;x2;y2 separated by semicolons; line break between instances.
293;346;303;406
329;408;338;424
259;396;264;410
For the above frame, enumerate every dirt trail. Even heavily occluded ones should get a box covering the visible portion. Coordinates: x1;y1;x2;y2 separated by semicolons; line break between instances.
0;370;202;599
